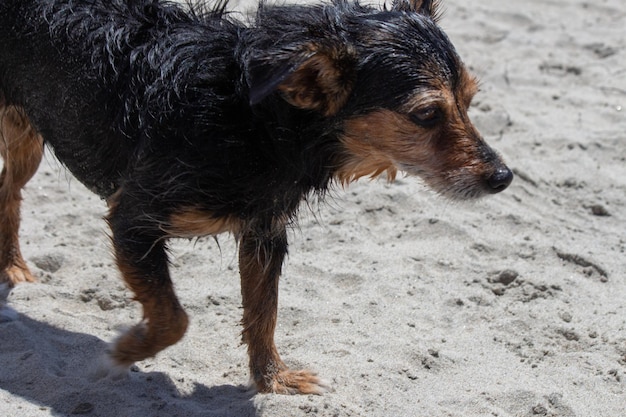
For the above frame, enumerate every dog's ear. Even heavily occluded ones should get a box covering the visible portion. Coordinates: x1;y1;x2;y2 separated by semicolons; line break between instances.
248;44;357;116
391;0;440;19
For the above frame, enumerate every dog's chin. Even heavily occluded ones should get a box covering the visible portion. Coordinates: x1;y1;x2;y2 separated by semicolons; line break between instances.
436;184;492;201
432;171;512;201
399;167;493;201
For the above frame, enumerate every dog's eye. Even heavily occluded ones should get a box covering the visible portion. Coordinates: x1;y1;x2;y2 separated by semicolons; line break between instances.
409;107;442;128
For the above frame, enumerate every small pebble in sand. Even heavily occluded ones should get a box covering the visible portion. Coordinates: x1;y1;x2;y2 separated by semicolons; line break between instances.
589;204;610;216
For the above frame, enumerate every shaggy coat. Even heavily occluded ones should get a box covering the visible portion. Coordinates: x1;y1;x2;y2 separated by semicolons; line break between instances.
0;0;512;393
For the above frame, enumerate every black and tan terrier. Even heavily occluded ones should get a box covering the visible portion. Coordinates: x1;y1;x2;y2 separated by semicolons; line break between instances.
0;0;513;394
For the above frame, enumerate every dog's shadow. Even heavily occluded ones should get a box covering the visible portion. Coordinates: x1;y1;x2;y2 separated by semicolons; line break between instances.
0;313;258;417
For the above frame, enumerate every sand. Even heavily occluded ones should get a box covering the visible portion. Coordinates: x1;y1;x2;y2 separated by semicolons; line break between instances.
1;0;625;415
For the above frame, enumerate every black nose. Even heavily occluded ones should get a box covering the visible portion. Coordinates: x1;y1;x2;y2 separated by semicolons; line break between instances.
487;167;513;193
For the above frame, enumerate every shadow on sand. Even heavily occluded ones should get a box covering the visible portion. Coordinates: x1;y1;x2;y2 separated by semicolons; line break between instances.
0;313;258;417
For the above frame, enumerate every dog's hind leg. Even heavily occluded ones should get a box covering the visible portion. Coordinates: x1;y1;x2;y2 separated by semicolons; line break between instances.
0;105;44;289
101;195;189;373
239;225;326;394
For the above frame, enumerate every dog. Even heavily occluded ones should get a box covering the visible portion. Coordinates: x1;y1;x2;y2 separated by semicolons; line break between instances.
0;0;513;394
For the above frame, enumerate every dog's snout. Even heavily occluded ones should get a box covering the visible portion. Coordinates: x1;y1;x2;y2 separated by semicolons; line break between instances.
487;166;513;193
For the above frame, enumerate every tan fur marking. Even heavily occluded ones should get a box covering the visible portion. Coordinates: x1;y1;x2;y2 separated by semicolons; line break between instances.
105;187;124;210
109;251;189;366
402;90;447;115
458;70;479;108
336;69;498;200
238;228;324;394
278;47;355;117
166;209;241;238
336;109;430;184
401;66;478;114
0;106;44;286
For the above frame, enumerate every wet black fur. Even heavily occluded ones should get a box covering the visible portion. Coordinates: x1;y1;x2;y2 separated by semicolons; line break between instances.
0;0;462;231
0;0;472;317
1;0;475;387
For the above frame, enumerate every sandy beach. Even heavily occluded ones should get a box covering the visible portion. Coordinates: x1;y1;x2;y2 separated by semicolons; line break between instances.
1;0;625;415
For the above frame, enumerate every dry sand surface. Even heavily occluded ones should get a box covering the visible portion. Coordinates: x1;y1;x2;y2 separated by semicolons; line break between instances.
1;0;625;416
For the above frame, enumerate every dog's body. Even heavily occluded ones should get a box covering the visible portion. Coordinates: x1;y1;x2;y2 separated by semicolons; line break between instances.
0;0;512;393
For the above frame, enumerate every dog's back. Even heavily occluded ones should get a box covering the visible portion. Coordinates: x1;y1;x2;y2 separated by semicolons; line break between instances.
0;0;241;197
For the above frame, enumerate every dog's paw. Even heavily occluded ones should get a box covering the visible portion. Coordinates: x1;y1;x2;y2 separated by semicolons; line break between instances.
257;368;329;395
2;264;36;285
89;350;131;381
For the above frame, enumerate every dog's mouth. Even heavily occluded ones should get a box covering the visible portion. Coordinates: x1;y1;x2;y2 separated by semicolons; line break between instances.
397;162;513;200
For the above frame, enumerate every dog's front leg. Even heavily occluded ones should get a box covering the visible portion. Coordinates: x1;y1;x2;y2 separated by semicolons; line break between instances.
239;224;325;394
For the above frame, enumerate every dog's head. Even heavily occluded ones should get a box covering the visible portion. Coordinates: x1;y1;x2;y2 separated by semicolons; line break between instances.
246;0;512;200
